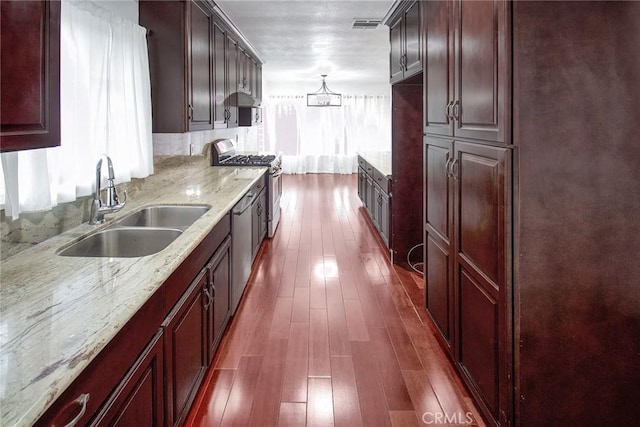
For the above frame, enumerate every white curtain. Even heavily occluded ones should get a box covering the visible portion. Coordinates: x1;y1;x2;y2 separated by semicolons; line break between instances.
263;94;391;174
0;0;153;219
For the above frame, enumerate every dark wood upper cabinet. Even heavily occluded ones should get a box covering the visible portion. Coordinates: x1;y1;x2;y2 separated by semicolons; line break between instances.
213;22;228;129
140;0;212;133
140;0;261;133
388;0;422;84
254;62;263;103
0;0;60;152
226;35;239;127
389;19;404;82
424;0;454;136
188;1;215;131
424;0;509;143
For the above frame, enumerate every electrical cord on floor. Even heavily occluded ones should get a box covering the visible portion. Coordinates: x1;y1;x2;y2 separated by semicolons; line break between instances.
407;242;424;276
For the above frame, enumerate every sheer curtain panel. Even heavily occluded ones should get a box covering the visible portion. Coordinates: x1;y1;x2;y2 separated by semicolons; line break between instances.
263;94;391;174
0;0;153;219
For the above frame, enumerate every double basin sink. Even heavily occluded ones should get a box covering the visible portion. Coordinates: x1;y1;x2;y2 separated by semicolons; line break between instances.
58;205;211;258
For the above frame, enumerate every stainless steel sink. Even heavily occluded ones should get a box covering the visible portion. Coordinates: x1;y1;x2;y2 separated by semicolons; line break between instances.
115;204;211;230
57;227;183;258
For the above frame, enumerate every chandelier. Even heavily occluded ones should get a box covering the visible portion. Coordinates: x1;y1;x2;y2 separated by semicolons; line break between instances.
307;74;342;107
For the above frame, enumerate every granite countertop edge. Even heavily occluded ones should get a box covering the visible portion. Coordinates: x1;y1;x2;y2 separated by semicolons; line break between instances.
357;151;392;178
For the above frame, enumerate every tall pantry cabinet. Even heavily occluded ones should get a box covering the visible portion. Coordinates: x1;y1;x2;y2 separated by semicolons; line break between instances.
423;1;512;425
422;1;640;426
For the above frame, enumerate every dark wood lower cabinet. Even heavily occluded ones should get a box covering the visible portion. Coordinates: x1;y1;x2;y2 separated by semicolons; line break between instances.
251;187;267;259
207;235;231;364
91;330;164;427
425;136;512;426
425;137;454;349
163;270;209;427
357;156;391;248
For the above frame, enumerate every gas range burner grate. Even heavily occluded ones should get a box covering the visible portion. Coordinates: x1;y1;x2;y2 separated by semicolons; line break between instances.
223;154;276;166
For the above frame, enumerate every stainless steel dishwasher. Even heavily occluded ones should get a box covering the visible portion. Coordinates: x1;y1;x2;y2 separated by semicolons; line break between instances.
231;191;254;315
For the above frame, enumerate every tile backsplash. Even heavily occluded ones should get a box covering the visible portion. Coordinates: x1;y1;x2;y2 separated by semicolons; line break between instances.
152;127;260;156
1;127;261;261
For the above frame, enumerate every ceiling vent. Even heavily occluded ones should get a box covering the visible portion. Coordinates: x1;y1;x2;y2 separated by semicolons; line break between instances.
351;18;381;30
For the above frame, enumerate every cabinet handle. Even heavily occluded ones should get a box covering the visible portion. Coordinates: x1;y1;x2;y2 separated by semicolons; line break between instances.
187;104;193;121
450;158;459;180
63;393;90;427
204;287;213;310
446;101;454;120
445;157;453;177
452;100;460;120
210;283;216;299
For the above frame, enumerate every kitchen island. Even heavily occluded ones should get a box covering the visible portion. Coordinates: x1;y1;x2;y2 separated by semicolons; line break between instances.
357;152;392;248
0;156;266;426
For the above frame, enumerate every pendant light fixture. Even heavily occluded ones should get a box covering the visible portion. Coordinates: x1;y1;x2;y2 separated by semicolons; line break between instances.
307;74;342;107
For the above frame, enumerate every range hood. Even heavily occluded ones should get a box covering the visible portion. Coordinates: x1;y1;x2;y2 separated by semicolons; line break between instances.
233;91;260;108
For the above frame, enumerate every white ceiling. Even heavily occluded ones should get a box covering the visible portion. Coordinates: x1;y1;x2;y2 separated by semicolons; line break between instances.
215;0;394;84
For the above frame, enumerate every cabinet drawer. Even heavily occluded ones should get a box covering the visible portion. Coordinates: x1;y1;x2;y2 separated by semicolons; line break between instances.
373;169;391;194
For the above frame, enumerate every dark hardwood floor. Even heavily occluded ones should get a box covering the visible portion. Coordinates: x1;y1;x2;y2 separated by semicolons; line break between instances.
186;174;485;427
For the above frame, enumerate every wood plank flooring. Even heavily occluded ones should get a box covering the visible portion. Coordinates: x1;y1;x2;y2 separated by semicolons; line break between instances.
186;174;485;427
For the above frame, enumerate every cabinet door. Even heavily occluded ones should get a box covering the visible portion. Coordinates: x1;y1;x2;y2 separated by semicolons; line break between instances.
213;23;227;129
226;35;239;127
238;49;251;92
1;0;60;152
251;188;266;258
379;189;390;247
188;1;214;131
403;0;422;78
357;167;366;202
453;0;509;142
424;0;454;136
250;59;258;97
255;63;263;104
424;137;454;349
389;18;404;82
163;270;208;427
453;141;510;421
207;236;231;363
365;174;375;218
91;330;164;427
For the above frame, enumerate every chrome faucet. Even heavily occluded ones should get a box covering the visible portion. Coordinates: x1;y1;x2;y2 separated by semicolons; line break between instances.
90;155;126;224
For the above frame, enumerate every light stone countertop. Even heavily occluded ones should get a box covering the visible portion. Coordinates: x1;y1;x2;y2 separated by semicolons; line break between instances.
0;156;267;427
358;151;392;177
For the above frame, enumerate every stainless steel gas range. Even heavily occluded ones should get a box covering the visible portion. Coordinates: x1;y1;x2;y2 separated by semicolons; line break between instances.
211;139;282;239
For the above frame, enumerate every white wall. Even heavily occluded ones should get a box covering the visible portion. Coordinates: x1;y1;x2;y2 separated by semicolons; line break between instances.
92;0;138;22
